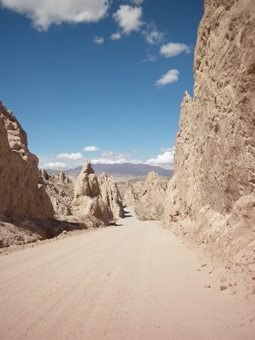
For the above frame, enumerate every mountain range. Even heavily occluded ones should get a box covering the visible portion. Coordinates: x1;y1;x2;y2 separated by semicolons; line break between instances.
46;163;172;178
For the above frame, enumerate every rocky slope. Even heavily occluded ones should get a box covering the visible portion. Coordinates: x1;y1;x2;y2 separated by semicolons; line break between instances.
0;102;54;220
123;172;169;220
164;0;255;292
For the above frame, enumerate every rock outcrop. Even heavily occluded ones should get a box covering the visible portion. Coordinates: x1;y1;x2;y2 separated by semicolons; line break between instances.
99;173;124;219
72;162;113;225
164;0;255;292
0;102;54;219
123;172;168;220
40;170;74;217
134;172;168;220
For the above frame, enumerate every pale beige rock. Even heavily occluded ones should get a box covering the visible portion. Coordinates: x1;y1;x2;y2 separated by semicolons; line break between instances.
40;170;74;217
164;0;255;293
56;171;71;185
72;162;113;225
98;173;124;219
123;172;168;220
0;102;54;219
122;181;145;207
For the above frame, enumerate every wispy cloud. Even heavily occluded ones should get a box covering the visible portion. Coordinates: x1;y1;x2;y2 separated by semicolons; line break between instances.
160;42;191;58
156;69;179;87
91;151;131;165
93;36;104;44
113;5;143;35
0;0;110;30
43;162;67;169
102;151;114;157
110;32;121;40
83;145;100;152
142;23;164;45
143;53;157;63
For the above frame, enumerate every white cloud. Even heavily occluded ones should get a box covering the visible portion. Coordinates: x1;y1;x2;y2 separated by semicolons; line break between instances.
42;162;67;169
91;148;175;169
142;23;164;45
102;151;114;157
156;69;179;87
91;157;128;165
39;147;176;170
39;153;84;170
57;152;83;160
93;36;104;44
160;42;191;58
91;151;136;165
146;148;175;169
0;0;110;30
83;145;100;152
130;0;144;5
110;32;121;40
113;5;143;35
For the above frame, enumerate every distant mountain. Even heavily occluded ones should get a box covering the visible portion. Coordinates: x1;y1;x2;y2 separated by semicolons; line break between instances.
46;163;172;178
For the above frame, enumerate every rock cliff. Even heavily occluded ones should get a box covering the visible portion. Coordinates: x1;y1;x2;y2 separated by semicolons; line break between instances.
164;0;255;291
0;102;54;219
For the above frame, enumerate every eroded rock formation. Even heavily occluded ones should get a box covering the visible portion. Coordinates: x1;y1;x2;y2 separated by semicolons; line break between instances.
0;102;54;219
72;162;114;225
122;172;169;220
99;173;124;219
40;170;74;217
164;0;255;291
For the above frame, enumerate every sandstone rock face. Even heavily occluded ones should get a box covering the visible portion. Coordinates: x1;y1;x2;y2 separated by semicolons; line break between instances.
99;173;124;219
164;0;255;292
40;170;74;217
123;172;168;220
121;181;144;207
72;162;113;225
134;172;168;220
166;0;255;221
0;102;54;219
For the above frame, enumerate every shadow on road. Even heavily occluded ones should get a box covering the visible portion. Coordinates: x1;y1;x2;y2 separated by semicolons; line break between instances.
123;209;133;218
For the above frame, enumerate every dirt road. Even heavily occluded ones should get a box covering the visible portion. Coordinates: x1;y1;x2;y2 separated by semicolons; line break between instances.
0;210;254;340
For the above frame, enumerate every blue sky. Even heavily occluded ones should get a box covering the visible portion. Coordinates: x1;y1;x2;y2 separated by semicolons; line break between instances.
0;0;204;169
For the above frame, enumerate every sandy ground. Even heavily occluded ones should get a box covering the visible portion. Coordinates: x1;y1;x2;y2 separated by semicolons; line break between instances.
0;209;254;340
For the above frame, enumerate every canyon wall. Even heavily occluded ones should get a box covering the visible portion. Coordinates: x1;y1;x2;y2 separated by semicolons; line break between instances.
165;0;255;222
164;0;255;289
